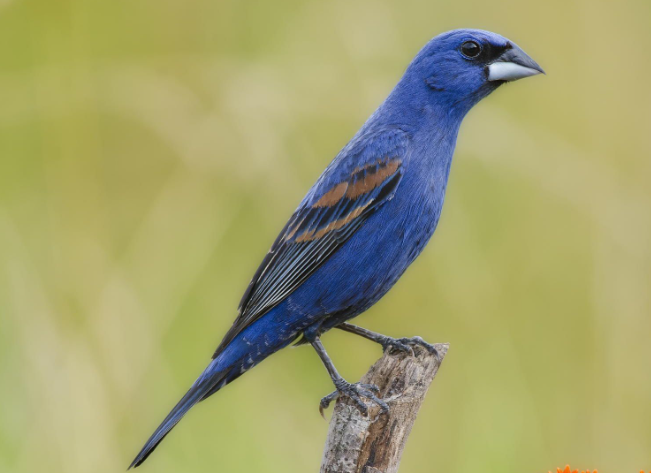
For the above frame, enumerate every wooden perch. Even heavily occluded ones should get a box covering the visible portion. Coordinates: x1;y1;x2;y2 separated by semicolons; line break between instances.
320;343;449;473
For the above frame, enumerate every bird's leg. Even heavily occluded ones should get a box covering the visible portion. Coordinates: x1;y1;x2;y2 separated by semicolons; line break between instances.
310;336;388;417
337;322;438;357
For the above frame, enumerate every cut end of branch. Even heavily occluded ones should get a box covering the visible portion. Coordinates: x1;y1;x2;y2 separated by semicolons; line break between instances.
321;343;449;473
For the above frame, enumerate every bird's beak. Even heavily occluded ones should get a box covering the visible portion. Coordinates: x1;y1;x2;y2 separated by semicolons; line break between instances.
487;43;544;82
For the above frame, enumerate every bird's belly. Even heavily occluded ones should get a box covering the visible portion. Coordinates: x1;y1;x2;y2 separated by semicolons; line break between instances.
284;189;442;330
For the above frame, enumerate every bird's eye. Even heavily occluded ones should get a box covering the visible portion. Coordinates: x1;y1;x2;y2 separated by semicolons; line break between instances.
460;41;482;59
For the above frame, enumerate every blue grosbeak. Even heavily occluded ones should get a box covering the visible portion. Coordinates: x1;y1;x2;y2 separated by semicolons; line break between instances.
130;28;543;468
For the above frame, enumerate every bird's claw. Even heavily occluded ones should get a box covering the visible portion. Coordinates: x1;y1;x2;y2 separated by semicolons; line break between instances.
380;337;415;356
382;336;438;358
319;382;388;418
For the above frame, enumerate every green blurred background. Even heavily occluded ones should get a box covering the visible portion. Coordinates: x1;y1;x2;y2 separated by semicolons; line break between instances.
1;0;650;472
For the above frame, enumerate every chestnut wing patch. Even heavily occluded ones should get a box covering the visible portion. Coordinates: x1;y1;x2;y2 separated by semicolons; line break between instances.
213;158;403;358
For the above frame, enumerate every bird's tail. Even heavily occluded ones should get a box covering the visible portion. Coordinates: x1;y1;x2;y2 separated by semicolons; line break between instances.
128;361;229;469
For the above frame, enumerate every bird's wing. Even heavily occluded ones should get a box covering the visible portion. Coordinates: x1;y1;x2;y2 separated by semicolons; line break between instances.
213;130;408;358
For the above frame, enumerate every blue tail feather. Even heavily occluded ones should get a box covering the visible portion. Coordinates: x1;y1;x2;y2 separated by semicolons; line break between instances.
128;364;228;469
129;304;300;468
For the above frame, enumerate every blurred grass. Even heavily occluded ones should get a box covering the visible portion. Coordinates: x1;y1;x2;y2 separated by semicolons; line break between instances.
0;0;650;472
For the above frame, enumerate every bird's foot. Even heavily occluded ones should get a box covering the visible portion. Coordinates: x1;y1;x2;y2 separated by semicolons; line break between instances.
381;335;439;358
319;380;388;418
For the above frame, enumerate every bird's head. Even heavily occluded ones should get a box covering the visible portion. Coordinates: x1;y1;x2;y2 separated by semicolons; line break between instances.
397;29;544;117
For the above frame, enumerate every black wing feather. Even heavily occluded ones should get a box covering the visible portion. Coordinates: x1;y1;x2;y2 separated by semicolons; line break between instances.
213;157;403;358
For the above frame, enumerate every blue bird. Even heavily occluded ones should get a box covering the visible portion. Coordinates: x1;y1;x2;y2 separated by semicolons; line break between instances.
129;29;543;468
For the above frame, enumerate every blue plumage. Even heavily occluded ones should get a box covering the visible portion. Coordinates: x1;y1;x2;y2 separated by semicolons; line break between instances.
130;29;543;468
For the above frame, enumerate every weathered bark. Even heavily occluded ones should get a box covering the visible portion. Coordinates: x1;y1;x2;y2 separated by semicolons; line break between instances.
320;343;448;473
